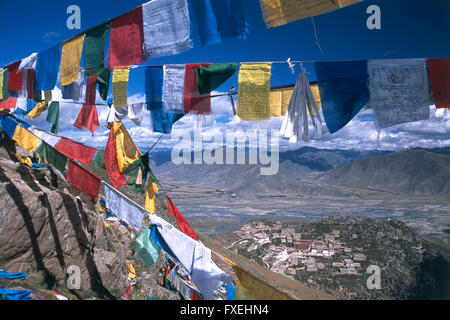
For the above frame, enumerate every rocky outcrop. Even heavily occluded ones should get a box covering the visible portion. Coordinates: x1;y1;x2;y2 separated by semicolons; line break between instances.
0;142;178;300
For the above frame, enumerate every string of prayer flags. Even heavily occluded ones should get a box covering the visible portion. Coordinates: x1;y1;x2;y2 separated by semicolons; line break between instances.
280;68;322;143
142;0;192;59
26;101;49;119
196;63;238;95
184;63;211;114
131;226;160;267
113;121;142;173
46;102;59;134
12;125;40;152
109;6;146;68
315;60;369;134
237;62;272;121
84;22;110;73
368;59;430;129
55;137;98;165
15;98;36;114
103;182;146;230
145;178;159;213
166;195;198;241
60;35;85;87
427;58;450;109
66;160;101;200
190;0;247;47
35;45;61;91
260;0;365;28
0;115;18;138
97;68;111;101
7;61;23;91
163;64;186;113
0;68;9;100
35;141;67;173
104;126;128;188
113;68;130;108
30;127;61;148
73;104;100;135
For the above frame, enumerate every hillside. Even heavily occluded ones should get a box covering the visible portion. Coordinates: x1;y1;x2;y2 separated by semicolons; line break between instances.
313;149;450;197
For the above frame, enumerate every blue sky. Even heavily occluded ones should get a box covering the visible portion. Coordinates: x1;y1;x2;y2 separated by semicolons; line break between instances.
1;0;449;151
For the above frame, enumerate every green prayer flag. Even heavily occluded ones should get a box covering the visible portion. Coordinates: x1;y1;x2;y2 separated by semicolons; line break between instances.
0;68;9;100
97;67;111;101
124;153;150;194
33;75;42;102
196;63;238;95
84;23;110;73
131;226;160;267
92;150;106;169
35;142;67;173
46;101;59;134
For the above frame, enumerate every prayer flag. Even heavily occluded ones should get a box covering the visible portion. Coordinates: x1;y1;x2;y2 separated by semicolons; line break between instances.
190;0;247;47
109;6;146;68
7;61;24;91
66;160;101;200
166;195;198;241
84;22;110;73
104;126;127;188
237;63;272;121
368;59;430;129
0;115;18;138
113;68;130;108
97;68;111;101
18;53;38;72
196;63;238;95
315;60;369;133
26;101;48;119
12;125;40;152
85;75;98;105
142;0;192;58
61;70;85;102
145;178;158;213
46;101;60;134
163;64;186;113
35;141;67;173
55;138;97;164
0;97;17;109
74;104;100;135
0;68;9;100
427;58;450;109
269;86;294;117
113;121;142;173
132;226;160;267
35;45;61;91
60;35;85;86
184;63;211;114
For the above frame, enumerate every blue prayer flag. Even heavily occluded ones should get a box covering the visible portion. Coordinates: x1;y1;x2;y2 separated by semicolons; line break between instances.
35;45;61;91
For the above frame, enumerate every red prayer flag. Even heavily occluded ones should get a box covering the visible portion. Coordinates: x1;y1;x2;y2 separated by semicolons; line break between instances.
0;97;17;109
26;70;35;99
104;126;127;188
109;6;146;68
66;160;101;200
184;63;211;115
85;75;98;104
166;195;199;241
428;58;450;109
55;137;98;164
73;104;100;136
7;61;24;91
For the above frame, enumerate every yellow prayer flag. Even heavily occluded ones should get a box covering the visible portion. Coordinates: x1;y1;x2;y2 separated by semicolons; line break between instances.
0;68;5;100
60;35;85;86
237;63;272;121
260;0;337;28
145;179;159;214
113;121;141;173
27;101;49;119
310;83;322;110
127;264;136;280
269;87;294;117
112;68;130;108
232;264;292;300
13;153;33;167
13;125;41;152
